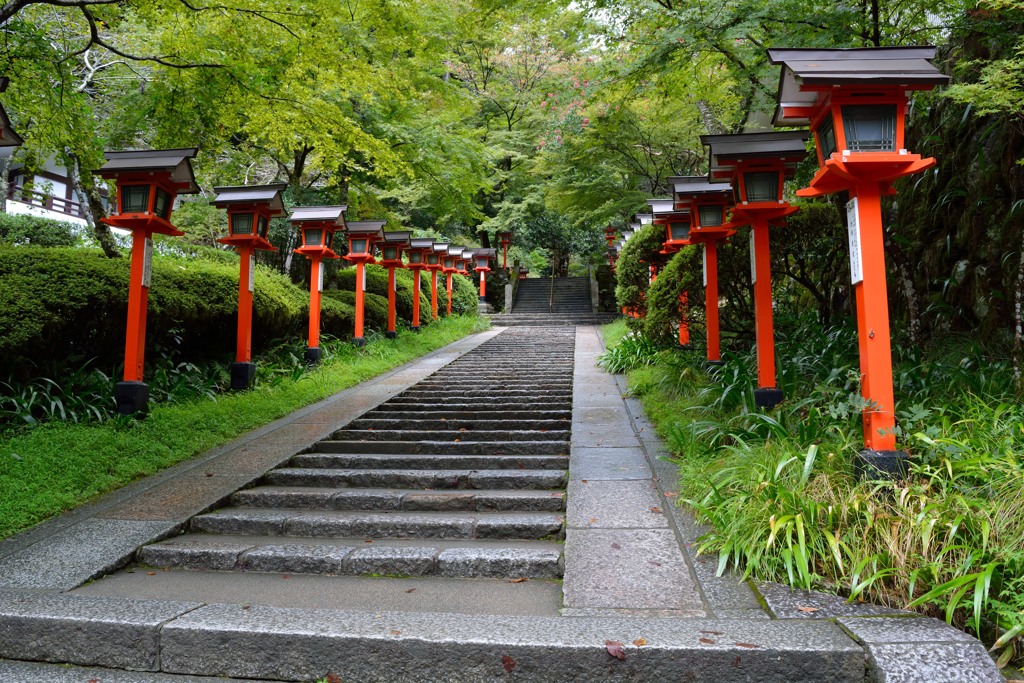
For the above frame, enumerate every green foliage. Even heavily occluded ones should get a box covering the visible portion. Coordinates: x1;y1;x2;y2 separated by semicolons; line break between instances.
644;248;701;345
0;212;81;247
596;331;661;374
322;290;390;332
614;222;665;324
601;316;1024;665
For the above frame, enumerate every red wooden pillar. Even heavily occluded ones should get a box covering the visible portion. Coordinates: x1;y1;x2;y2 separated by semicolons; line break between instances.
236;245;254;364
431;270;439;320
123;230;152;383
446;273;453;316
387;265;397;336
411;269;422;330
308;257;323;353
704;240;721;363
354;261;366;343
678;290;690;347
751;217;777;392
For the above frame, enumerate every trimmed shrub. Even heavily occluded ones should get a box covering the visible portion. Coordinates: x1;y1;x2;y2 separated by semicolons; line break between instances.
322;290;389;332
0;212;80;247
644;248;702;345
614;222;665;327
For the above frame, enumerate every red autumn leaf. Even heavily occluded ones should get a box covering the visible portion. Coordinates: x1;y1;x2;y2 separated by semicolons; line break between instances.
581;479;588;483
459;428;467;432
650;506;663;513
508;577;529;583
405;588;417;593
146;571;157;576
664;491;678;498
633;638;647;647
605;640;626;660
502;655;516;672
736;642;760;649
281;574;292;579
326;673;343;683
589;517;598;524
454;438;461;442
391;630;401;635
699;637;715;644
611;542;621;550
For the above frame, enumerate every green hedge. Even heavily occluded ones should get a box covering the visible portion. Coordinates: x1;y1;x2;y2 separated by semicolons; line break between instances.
0;246;354;377
644;247;702;345
615;222;666;326
333;264;479;324
0;212;80;247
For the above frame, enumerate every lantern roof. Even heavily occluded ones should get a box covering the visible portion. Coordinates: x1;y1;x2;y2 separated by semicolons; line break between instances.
0;78;22;148
646;199;676;215
98;148;200;193
211;184;288;214
701;131;809;179
476;248;497;257
433;242;451;253
409;238;434;250
345;220;385;238
668;176;732;198
381;230;412;245
289;205;347;225
448;247;465;257
768;47;950;126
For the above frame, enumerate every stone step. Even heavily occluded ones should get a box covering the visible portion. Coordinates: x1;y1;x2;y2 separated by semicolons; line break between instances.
263;467;567;490
190;508;566;541
363;409;571;421
346;418;570;431
290;453;568;470
232;486;567;512
367;402;572;413
312;440;569;455
325;429;571;443
138;535;564;579
394;390;572;401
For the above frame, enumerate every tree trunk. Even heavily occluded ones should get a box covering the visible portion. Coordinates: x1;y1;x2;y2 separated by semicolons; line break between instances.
67;150;119;258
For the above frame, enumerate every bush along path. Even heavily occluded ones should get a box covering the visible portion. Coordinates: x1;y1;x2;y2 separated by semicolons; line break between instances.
0;325;1003;682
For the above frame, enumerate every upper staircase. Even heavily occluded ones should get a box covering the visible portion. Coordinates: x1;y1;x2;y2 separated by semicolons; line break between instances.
490;276;618;326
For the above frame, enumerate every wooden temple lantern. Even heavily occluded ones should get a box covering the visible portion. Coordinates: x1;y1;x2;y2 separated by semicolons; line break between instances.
443;247;464;316
379;230;411;339
96;148;199;415
457;250;472;276
0;78;23;148
497;231;513;270
473;248;496;304
768;46;949;476
670;176;737;364
343;221;385;347
290;205;346;364
700;131;808;409
427;243;448;320
212;183;287;390
406;238;434;332
648;198;693;345
604;226;618;269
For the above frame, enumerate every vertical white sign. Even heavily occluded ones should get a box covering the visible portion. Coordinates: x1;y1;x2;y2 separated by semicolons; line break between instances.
846;197;864;285
362;268;367;292
141;237;154;288
318;264;324;292
248;252;256;293
749;231;757;284
702;245;708;287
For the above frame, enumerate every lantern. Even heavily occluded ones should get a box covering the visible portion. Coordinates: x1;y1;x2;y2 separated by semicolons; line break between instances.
290;206;347;363
343;221;385;347
377;230;411;340
768;46;949;476
212;184;287;390
443;247;464;315
701;131;809;409
497;231;513;269
426;243;449;320
406;238;434;332
473;248;496;305
96;148;199;415
0;78;23;148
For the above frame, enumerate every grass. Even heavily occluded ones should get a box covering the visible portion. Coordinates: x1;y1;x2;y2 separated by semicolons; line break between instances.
598;317;1024;669
0;316;489;540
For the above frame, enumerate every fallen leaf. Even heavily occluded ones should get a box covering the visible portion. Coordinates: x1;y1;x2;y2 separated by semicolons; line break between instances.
796;606;819;613
88;679;100;683
581;479;588;484
241;604;252;610
146;571;157;576
508;577;529;583
648;560;662;567
664;491;678;498
367;427;374;431
605;640;626;661
454;438;461;442
611;542;621;550
364;539;374;543
205;472;214;477
405;588;416;593
650;506;663;513
699;637;716;644
326;673;342;683
390;630;401;636
281;574;292;580
700;630;723;635
633;638;647;647
459;428;467;432
735;643;760;649
502;654;516;672
589;517;599;524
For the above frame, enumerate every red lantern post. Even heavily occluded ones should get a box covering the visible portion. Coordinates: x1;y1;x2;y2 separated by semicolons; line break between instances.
406;238;434;332
497;231;513;270
344;221;385;347
427;243;447;320
289;206;346;364
768;46;949;475
212;184;287;390
96;148;199;415
701;132;809;408
442;247;463;316
378;231;411;339
473;248;496;304
670;176;737;364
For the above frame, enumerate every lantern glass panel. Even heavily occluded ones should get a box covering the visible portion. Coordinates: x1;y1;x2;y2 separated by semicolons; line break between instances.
351;238;368;254
305;228;322;247
325;230;335;250
427;253;439;265
698;205;723;227
444;257;454;268
383;246;398;261
231;212;254;235
743;171;780;203
670;221;690;241
258;216;269;237
153;188;172;219
476;257;488;268
121;185;150;214
409;251;423;264
817;114;838;159
841;104;896;152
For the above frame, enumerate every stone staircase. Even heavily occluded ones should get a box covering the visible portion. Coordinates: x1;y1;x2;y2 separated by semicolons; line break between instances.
491;276;619;326
136;327;573;581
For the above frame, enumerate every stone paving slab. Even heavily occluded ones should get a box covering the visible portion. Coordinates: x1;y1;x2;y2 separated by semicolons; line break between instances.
566;480;668;529
568;446;651;480
760;581;909;620
0;590;200;671
860;642;1004;683
0;660;264;683
160;604;865;682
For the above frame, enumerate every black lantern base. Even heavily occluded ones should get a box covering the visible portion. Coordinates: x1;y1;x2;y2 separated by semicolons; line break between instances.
705;360;725;368
385;331;397;340
411;325;421;333
352;337;366;348
230;362;256;391
479;295;486;303
304;347;322;365
854;449;909;480
675;343;694;352
115;381;149;416
754;387;784;410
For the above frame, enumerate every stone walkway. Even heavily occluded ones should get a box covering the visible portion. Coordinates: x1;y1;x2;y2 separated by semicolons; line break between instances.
0;326;1003;682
